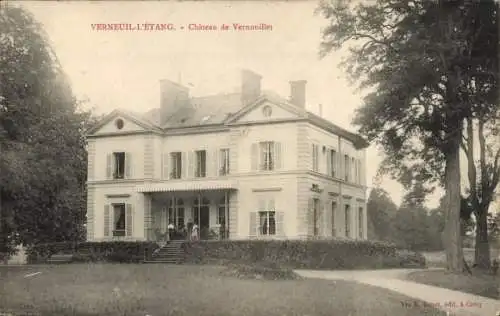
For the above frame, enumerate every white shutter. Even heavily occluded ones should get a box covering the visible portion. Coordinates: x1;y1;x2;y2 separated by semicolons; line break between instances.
319;199;325;236
126;204;133;237
308;198;314;236
274;142;282;170
106;154;112;179
162;153;169;179
188;151;194;178
326;149;332;176
104;205;110;237
276;212;285;237
251;143;258;171
125;153;132;178
182;152;187;178
249;212;257;238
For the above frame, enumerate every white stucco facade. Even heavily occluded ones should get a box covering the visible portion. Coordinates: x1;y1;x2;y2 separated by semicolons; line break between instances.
86;77;369;242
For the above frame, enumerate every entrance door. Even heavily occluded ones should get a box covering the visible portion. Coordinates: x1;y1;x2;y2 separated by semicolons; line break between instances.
193;197;211;239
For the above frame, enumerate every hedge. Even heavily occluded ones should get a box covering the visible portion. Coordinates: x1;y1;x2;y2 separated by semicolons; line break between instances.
181;239;424;270
26;241;159;264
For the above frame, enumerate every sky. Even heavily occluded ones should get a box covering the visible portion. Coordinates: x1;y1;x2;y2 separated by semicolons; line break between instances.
19;0;453;208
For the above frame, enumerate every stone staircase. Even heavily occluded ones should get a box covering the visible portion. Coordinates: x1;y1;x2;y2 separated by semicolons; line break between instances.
146;240;185;264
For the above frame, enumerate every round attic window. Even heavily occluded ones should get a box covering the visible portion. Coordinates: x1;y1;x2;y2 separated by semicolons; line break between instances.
262;105;272;117
115;118;124;130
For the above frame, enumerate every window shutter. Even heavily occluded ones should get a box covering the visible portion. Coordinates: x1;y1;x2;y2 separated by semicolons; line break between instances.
125;153;132;178
212;149;219;177
106;154;112;179
249;212;257;238
187;151;194;178
276;212;285;237
326;150;332;176
162;153;169;179
126;204;133;237
319;200;325;236
308;198;314;235
104;205;110;237
182;152;188;178
274;142;282;170
251;143;258;171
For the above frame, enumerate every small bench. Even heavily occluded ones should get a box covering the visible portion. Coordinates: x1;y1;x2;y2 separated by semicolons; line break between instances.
47;253;73;264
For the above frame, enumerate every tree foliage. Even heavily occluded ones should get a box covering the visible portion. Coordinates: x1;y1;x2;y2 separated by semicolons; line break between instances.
366;187;398;241
317;0;498;272
0;4;94;250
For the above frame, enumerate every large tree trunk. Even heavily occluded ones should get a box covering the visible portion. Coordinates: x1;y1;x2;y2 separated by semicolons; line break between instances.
474;210;491;269
444;130;464;273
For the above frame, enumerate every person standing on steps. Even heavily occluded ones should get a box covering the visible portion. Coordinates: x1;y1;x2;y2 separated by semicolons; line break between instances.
167;222;175;241
191;223;199;241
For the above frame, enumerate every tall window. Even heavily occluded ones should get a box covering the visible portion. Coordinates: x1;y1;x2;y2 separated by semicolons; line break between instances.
351;157;356;182
313;198;320;236
193;197;210;226
217;197;226;225
195;150;207;177
219;149;230;176
345;204;351;238
312;144;319;172
344;155;350;181
168;198;184;228
331;201;337;237
113;152;125;179
258;199;276;236
328;149;337;177
259;141;275;171
357;159;362;184
358;207;364;238
113;204;126;236
170;152;182;179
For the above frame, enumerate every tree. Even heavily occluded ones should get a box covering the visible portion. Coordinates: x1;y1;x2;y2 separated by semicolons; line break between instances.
0;4;92;250
462;114;500;269
366;187;398;241
317;0;498;272
393;180;432;251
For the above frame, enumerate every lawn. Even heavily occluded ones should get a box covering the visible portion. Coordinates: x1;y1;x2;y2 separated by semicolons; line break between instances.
406;269;499;300
0;264;447;316
421;248;500;268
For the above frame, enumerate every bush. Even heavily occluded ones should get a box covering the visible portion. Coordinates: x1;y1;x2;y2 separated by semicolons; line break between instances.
27;241;159;264
183;239;398;270
395;249;427;268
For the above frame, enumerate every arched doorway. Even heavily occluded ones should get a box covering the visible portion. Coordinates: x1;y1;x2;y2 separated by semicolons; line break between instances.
193;196;210;239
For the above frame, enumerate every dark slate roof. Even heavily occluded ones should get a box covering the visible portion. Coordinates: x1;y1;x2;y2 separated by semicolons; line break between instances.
139;91;368;148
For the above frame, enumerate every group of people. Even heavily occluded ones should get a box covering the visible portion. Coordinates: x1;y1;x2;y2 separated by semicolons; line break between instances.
167;222;199;241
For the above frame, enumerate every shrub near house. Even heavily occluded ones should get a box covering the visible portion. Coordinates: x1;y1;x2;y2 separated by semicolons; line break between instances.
183;239;425;270
26;239;425;269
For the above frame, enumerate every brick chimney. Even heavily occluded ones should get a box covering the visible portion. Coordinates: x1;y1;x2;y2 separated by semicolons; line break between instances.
289;80;307;108
241;69;262;105
159;79;190;126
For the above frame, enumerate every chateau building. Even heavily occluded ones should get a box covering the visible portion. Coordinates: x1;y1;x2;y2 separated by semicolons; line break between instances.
85;70;369;241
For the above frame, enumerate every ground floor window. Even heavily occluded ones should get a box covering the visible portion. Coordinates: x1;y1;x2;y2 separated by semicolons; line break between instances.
217;197;226;225
345;204;351;238
331;201;337;237
113;203;126;236
358;207;364;238
259;211;276;235
168;198;185;229
313;198;320;236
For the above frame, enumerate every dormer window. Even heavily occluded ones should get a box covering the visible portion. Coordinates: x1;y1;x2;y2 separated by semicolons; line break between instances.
115;118;124;130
